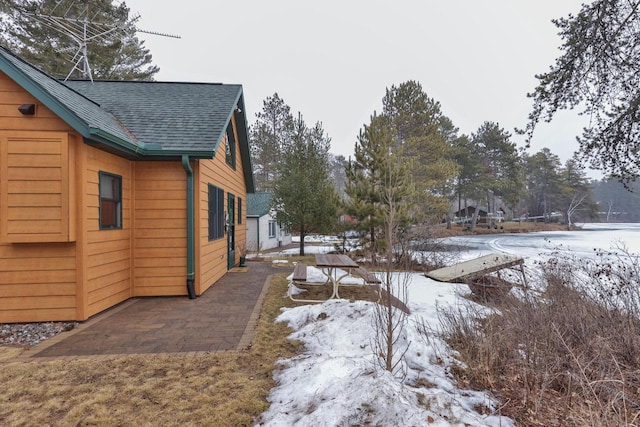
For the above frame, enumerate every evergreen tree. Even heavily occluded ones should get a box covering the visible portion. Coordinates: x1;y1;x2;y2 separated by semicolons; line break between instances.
524;148;564;220
328;153;348;197
592;178;640;222
524;0;640;182
272;113;338;256
559;157;597;227
344;114;414;262
249;93;293;192
451;134;484;217
344;114;392;258
470;122;524;215
0;0;158;80
381;80;459;222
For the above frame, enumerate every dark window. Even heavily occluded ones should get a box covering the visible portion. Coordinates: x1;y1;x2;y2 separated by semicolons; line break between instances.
268;220;276;238
99;172;122;229
208;184;225;240
225;124;236;169
238;197;242;224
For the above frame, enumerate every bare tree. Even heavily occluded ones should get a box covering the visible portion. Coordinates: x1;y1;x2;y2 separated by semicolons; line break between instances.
371;147;412;377
565;193;588;229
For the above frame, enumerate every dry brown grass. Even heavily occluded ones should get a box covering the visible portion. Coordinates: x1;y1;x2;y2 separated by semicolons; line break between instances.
439;252;640;426
0;274;301;427
0;264;386;427
429;221;569;238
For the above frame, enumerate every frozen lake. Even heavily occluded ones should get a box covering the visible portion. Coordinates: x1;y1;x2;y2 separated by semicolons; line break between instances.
270;224;640;269
440;223;640;262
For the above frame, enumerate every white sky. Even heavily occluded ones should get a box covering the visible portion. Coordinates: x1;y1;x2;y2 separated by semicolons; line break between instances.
124;0;592;171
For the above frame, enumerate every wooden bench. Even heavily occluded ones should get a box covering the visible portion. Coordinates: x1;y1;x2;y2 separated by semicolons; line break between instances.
338;266;381;302
292;262;308;282
353;267;381;284
288;263;328;303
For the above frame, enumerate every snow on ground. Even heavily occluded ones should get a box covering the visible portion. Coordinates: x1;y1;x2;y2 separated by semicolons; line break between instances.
258;225;640;426
258;272;513;427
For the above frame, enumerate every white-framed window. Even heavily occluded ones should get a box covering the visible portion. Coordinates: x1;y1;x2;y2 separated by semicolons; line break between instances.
268;220;277;238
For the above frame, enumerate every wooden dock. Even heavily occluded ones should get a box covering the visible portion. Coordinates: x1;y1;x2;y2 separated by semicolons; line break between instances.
426;253;526;284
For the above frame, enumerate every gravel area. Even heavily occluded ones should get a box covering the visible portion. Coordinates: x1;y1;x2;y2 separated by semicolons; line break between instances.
0;322;78;347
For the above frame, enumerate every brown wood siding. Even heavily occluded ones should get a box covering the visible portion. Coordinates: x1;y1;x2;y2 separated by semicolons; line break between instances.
0;73;76;243
133;162;188;296
0;131;72;242
0;72;80;322
0;72;74;132
0;242;77;322
197;116;247;294
84;147;132;317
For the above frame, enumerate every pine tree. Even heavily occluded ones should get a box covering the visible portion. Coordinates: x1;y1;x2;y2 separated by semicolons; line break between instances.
452;134;484;217
559;158;597;227
524;0;640;182
0;0;158;80
470;122;524;216
524;148;564;220
344;114;413;262
381;80;459;222
272;113;338;256
249;93;294;192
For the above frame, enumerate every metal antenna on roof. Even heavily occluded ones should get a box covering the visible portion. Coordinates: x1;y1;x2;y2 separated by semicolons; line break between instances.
23;0;180;82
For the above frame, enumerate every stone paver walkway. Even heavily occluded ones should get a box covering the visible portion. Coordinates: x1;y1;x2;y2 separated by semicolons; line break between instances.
24;262;275;359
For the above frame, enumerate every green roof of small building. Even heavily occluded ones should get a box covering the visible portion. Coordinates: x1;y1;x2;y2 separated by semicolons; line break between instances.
247;193;273;217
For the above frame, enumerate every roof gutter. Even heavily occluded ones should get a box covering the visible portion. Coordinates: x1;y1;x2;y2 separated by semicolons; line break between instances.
88;129;213;159
181;155;197;299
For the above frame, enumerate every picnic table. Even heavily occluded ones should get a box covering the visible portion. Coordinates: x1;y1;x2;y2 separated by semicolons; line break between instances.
288;254;381;303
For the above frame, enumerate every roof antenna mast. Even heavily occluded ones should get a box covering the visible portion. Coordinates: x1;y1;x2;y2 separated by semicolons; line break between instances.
24;0;180;82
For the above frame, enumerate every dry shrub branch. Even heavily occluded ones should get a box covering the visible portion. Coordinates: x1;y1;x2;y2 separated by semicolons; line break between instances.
439;247;640;426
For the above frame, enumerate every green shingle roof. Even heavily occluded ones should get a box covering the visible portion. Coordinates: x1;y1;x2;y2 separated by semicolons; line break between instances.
247;193;273;217
0;46;139;148
0;46;254;192
64;80;242;153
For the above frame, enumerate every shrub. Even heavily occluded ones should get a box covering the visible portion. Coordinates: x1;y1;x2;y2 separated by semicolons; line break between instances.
438;247;640;426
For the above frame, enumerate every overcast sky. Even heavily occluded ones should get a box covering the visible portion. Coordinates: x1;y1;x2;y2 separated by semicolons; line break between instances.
123;0;592;172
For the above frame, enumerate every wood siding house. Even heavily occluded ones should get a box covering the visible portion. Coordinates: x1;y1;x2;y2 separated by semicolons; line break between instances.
0;47;254;323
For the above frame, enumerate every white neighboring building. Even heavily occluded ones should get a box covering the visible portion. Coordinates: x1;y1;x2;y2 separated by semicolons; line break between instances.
246;193;292;252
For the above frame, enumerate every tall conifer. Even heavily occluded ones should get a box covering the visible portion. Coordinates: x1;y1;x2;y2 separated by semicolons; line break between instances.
0;0;158;80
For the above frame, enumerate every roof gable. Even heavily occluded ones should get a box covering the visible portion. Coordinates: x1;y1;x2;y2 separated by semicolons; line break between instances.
64;80;241;153
0;46;255;191
0;46;140;150
247;193;273;217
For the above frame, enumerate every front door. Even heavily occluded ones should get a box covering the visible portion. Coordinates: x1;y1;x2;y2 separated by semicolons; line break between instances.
227;193;235;269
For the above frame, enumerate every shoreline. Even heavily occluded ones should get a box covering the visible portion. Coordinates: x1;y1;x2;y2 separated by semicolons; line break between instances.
429;221;576;238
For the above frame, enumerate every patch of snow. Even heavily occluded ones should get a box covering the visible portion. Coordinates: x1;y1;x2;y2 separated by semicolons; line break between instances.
258;273;513;427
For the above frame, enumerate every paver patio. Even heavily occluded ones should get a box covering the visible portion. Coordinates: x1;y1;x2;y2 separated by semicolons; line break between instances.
23;261;275;359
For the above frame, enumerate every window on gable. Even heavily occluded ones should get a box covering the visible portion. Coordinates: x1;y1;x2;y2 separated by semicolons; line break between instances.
238;197;242;224
99;172;122;229
208;184;225;240
225;124;236;169
268;220;277;238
